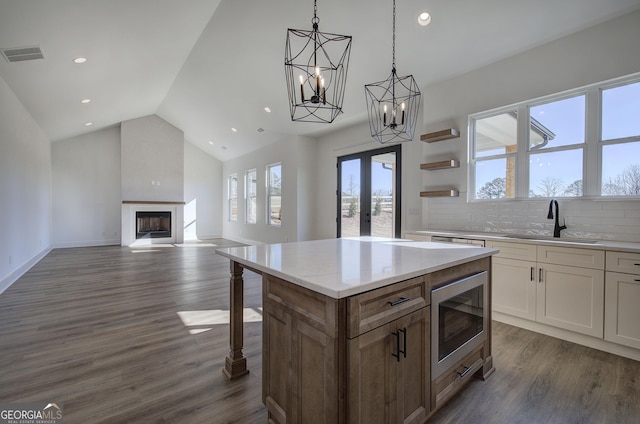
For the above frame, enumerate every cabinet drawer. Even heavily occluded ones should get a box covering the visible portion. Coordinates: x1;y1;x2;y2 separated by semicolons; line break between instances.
606;251;640;274
486;241;536;261
347;276;427;338
537;245;604;269
432;346;484;410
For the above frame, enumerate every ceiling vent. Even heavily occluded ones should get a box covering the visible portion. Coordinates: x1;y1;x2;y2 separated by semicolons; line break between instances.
1;46;44;63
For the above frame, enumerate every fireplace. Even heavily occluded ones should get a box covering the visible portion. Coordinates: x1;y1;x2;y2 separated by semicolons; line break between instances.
121;202;184;246
136;211;171;239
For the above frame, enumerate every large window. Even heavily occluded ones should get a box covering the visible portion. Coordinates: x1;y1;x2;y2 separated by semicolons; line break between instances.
470;74;640;200
245;169;257;224
601;80;640;196
228;174;238;221
267;163;282;226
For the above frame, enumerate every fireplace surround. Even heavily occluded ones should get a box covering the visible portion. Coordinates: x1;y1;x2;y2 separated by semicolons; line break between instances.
121;201;184;246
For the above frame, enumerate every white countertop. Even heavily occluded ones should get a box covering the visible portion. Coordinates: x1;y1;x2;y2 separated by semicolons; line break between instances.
216;237;497;299
406;230;640;253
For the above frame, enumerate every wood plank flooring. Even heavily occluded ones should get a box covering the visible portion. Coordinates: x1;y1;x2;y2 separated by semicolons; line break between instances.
1;240;639;423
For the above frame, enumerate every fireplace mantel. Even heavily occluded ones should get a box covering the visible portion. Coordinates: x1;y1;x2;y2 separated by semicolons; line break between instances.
122;201;186;205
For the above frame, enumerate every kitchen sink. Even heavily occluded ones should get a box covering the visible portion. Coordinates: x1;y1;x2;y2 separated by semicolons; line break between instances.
502;234;599;244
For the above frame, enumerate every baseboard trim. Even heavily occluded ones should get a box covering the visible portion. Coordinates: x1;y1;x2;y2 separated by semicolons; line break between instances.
53;239;120;248
0;246;53;295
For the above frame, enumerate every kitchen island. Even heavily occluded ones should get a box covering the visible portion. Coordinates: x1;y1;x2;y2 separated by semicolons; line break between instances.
216;237;497;423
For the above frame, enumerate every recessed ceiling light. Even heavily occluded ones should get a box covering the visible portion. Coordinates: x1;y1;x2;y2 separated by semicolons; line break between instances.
81;99;91;104
264;107;272;113
208;141;214;145
73;57;87;64
84;122;93;126
418;12;431;26
231;128;237;133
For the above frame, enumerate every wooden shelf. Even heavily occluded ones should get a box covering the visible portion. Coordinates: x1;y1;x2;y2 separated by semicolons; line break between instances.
420;189;459;198
420;128;459;143
420;159;460;171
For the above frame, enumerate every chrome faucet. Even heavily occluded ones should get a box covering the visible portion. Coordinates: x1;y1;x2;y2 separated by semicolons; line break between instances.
547;199;567;238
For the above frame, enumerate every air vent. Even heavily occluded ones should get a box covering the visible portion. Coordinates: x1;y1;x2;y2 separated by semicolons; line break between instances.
257;128;264;133
1;46;44;63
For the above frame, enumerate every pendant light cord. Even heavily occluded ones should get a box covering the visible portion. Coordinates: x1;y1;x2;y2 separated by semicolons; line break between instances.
392;0;396;73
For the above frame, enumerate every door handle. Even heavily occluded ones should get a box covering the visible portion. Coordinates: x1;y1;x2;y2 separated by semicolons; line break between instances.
391;327;407;362
392;330;400;362
388;297;410;307
539;268;543;283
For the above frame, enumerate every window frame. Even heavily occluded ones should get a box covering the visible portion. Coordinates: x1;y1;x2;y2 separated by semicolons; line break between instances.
228;174;238;221
245;169;257;224
266;162;282;226
468;72;640;202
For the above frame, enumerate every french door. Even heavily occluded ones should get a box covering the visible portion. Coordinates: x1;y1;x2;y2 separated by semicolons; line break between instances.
337;145;401;238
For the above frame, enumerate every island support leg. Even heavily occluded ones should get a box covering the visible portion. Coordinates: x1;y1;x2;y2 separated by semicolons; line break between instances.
223;260;249;380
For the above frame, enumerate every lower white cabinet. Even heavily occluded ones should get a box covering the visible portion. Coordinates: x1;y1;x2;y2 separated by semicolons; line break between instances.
488;241;605;338
604;251;640;350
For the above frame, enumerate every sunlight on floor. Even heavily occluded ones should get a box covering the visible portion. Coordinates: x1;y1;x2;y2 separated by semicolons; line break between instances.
177;308;263;334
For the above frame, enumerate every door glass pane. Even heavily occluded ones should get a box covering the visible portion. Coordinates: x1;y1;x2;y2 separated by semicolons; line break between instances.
602;81;640;141
340;159;360;237
371;152;395;238
529;149;583;197
602;141;640;195
529;95;585;149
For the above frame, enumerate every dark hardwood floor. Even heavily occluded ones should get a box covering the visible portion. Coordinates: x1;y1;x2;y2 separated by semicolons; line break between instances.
1;241;638;423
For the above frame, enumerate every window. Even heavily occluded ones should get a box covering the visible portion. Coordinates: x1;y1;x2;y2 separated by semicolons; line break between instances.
245;169;257;224
469;74;640;200
267;163;282;226
228;174;238;221
601;80;640;196
528;95;585;197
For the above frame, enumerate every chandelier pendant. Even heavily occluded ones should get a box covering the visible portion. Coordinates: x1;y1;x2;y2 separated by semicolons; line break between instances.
285;1;352;123
365;0;421;143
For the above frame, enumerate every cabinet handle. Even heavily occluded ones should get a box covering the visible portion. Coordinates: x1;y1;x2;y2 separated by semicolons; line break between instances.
530;267;535;282
457;366;472;378
392;330;401;362
388;297;410;307
634;263;640;266
635;279;640;282
539;268;543;283
399;327;407;359
391;328;407;362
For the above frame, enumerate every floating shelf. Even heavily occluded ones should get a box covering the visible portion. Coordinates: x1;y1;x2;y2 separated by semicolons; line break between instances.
420;189;460;198
420;128;460;143
420;159;460;171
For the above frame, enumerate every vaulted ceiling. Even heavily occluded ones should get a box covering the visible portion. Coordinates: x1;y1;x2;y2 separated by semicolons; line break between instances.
2;0;640;161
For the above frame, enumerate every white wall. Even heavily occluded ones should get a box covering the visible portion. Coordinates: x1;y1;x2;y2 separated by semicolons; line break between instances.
121;115;184;202
184;140;223;240
418;10;640;242
222;135;316;244
0;75;52;293
52;126;122;247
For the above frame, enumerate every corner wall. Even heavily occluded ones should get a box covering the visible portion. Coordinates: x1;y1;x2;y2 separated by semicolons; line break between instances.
419;10;640;242
0;75;52;294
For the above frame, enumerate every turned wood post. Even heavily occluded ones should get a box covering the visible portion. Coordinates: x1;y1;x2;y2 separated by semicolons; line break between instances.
223;260;249;379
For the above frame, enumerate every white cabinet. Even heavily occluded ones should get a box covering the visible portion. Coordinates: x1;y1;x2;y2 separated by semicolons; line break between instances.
605;251;640;350
487;241;605;338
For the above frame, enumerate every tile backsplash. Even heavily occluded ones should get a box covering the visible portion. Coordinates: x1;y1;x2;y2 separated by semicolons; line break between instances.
423;196;640;243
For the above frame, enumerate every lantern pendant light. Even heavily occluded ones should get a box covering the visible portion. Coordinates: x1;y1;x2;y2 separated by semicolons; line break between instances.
365;0;421;143
284;0;353;123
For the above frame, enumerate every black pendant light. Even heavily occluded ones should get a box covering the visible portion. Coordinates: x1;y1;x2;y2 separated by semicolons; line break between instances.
365;0;421;143
284;0;352;123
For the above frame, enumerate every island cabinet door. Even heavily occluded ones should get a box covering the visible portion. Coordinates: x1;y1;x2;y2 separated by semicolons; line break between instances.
263;276;341;424
348;307;430;424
